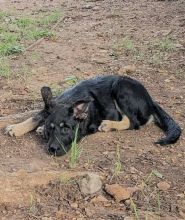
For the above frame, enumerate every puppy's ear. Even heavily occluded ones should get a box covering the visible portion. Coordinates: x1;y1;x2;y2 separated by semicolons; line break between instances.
73;98;93;119
41;86;55;110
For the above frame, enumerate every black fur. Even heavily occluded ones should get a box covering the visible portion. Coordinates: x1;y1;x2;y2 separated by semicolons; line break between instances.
35;75;181;156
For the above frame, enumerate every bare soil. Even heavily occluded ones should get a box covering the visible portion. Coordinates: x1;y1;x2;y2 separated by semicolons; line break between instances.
0;0;185;219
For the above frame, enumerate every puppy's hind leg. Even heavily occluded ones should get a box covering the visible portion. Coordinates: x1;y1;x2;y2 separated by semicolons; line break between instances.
98;115;130;132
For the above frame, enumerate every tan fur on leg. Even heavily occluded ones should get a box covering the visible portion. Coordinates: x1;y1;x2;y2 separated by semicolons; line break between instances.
98;115;130;132
5;117;39;137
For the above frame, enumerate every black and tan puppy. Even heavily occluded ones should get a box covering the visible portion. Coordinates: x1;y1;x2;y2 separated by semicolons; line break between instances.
5;75;181;156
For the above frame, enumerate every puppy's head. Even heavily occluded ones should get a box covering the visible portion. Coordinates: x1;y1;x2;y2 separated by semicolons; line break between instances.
41;86;91;156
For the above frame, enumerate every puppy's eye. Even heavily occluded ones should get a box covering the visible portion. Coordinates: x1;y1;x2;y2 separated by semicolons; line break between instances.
50;123;55;129
61;127;70;134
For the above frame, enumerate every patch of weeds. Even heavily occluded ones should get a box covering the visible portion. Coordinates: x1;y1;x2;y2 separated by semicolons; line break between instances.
0;43;23;56
110;145;122;182
39;10;61;26
133;170;164;218
0;32;20;43
0;9;62;77
25;29;54;40
154;37;174;52
65;75;79;87
112;36;136;58
140;170;163;188
121;37;135;51
16;18;34;28
0;11;8;20
114;145;122;175
69;124;83;168
0;10;61;49
130;197;141;220
0;58;11;77
49;83;63;96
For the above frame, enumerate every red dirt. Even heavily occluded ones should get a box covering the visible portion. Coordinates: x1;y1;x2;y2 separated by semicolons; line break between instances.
0;0;184;219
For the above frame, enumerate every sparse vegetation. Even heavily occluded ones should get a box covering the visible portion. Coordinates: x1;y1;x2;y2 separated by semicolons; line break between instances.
0;57;11;77
153;37;175;52
0;9;62;77
130;197;140;220
157;192;161;213
111;36;177;68
65;75;79;87
69;124;82;168
39;10;61;26
29;193;36;214
121;37;135;51
129;170;164;219
111;145;122;182
112;36;136;58
49;84;64;96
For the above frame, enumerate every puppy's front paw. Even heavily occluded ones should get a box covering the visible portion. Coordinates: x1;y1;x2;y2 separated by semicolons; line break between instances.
5;124;24;137
36;125;45;137
98;120;113;132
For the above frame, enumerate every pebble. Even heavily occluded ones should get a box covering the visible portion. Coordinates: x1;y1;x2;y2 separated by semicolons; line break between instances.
157;181;171;191
105;184;140;202
79;173;102;195
90;195;108;204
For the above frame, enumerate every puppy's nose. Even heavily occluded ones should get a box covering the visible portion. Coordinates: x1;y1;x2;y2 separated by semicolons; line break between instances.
49;144;59;155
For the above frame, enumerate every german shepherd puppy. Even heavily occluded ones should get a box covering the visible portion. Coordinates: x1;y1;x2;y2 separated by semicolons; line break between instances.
5;75;181;156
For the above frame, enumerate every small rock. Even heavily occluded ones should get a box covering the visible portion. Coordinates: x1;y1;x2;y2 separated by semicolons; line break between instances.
85;208;94;217
125;199;131;206
164;79;171;83
124;217;135;220
90;195;108;204
130;166;138;174
79;173;102;195
82;5;93;9
177;193;185;199
157;181;170;191
174;43;184;49
92;58;107;64
102;151;108;155
179;211;185;219
119;65;136;74
105;184;139;202
124;65;137;73
70;202;78;209
92;6;100;11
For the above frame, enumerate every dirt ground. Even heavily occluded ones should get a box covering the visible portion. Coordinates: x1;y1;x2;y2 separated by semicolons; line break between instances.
0;0;185;219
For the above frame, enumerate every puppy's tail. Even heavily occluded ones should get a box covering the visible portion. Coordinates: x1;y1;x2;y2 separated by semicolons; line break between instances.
153;103;181;145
